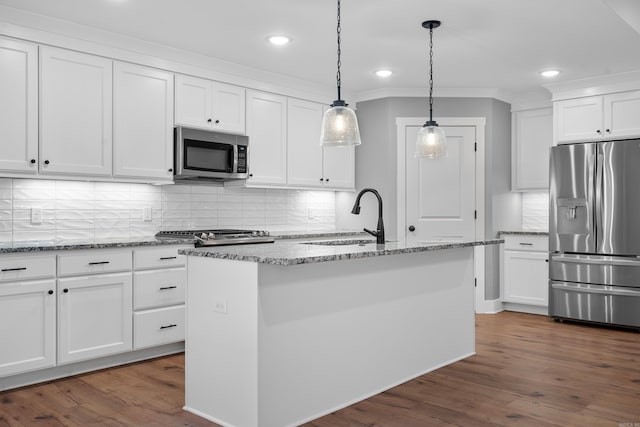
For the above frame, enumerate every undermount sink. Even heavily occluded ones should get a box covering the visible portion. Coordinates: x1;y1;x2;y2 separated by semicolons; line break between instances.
303;239;376;246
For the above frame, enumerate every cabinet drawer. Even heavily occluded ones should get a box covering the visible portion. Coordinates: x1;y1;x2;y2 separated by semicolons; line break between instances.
58;250;132;277
0;254;56;282
134;305;185;349
133;246;190;270
503;235;548;251
133;268;185;310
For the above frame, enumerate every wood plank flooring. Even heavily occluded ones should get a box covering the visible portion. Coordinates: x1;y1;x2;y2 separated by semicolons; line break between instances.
1;311;639;426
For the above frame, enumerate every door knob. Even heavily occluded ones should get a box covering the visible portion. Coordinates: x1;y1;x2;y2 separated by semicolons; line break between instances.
408;225;415;232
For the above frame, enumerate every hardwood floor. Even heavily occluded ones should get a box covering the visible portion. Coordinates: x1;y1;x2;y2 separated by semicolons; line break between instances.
1;312;639;426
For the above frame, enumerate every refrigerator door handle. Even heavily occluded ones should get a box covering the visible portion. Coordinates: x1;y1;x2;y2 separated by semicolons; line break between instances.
552;282;640;297
552;254;640;267
595;150;604;248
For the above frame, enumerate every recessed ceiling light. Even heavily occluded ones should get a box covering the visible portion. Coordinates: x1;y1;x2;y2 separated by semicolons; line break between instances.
375;70;393;78
540;70;560;78
268;35;292;46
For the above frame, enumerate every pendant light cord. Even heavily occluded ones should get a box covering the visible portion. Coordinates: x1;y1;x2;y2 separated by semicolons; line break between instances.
336;0;342;101
428;24;434;123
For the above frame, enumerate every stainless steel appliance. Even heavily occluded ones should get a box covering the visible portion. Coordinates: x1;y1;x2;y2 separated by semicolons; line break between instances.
174;126;249;182
549;139;640;328
156;229;274;247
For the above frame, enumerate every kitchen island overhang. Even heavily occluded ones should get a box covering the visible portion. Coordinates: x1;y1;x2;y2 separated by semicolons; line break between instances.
180;239;501;427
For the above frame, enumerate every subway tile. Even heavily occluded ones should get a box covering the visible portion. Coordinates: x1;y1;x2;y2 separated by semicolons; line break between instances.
56;199;95;210
55;210;94;221
94;182;130;193
189;219;218;229
55;229;95;242
13;230;56;243
55;219;96;230
0;231;11;243
94;220;130;230
13;188;55;200
0;178;12;189
0;210;11;221
95;200;130;210
0;188;12;199
161;218;190;229
94;191;131;201
0;200;11;210
95;228;129;240
95;210;130;220
13;220;55;231
13;179;55;191
0;221;11;232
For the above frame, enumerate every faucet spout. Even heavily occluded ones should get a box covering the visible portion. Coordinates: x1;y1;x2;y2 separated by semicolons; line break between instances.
350;188;385;244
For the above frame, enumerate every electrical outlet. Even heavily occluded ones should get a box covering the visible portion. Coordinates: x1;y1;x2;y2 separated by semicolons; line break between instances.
213;298;228;314
30;207;42;225
307;208;314;219
143;206;152;222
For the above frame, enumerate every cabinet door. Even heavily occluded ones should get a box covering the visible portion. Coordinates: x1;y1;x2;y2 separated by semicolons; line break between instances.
604;90;640;139
554;96;603;143
175;74;212;130
503;250;549;306
246;90;287;185
211;82;246;134
113;62;174;180
58;272;132;364
0;37;38;174
322;145;355;190
287;98;323;188
512;108;552;190
40;46;112;176
0;279;56;377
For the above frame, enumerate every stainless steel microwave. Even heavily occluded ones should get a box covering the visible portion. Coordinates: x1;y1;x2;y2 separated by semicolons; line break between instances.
174;127;249;181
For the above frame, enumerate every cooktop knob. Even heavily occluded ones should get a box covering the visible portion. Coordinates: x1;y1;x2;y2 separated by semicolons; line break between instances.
208;232;215;239
200;233;208;239
251;231;258;237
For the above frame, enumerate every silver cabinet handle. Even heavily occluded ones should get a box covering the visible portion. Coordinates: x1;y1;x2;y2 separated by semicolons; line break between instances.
518;242;534;246
159;256;177;260
159;285;177;291
88;261;110;265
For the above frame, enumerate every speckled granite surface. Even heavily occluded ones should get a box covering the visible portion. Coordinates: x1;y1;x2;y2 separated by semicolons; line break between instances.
0;231;366;254
0;237;190;253
179;238;503;266
498;230;549;236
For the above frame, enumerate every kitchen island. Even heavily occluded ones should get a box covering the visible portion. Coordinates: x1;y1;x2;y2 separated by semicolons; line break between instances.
179;238;501;427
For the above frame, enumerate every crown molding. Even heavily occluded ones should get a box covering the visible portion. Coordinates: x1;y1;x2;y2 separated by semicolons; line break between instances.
543;70;640;101
354;87;514;104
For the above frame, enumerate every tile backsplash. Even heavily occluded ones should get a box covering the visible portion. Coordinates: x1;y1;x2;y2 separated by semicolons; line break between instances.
0;178;336;244
522;192;548;231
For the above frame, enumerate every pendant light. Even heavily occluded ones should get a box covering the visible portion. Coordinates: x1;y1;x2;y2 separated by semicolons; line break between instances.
415;20;446;158
320;0;361;147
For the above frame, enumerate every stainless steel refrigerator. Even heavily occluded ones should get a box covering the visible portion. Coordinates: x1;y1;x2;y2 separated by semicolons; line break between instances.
549;139;640;328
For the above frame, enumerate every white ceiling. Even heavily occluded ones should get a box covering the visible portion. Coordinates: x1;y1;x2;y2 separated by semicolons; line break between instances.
2;0;640;101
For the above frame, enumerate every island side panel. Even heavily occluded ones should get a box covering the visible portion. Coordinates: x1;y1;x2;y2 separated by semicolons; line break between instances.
184;256;260;427
257;247;475;427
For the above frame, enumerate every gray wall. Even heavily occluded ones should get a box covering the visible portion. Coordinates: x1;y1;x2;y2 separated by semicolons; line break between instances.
336;96;522;300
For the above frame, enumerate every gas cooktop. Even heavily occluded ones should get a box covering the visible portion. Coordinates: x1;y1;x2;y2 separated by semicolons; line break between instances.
155;229;274;247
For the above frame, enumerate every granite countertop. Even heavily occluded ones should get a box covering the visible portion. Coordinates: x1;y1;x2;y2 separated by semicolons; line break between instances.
0;237;190;254
498;230;549;236
178;238;503;266
0;230;366;254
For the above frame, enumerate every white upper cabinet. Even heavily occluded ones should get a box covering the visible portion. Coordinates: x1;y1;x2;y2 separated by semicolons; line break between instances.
603;91;640;139
512;108;552;191
0;37;38;174
245;90;287;186
287;98;324;187
40;46;113;176
113;62;174;181
286;98;355;190
175;74;245;134
555;90;640;143
322;145;355;190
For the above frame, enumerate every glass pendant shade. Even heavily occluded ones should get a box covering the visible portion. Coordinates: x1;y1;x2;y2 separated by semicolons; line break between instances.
320;104;361;147
415;122;446;158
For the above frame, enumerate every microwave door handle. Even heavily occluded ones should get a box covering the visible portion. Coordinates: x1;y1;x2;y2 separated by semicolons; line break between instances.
232;144;238;174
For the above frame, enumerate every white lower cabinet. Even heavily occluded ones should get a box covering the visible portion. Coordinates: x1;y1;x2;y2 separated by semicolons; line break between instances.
0;254;57;378
501;234;549;313
57;272;133;364
132;246;188;350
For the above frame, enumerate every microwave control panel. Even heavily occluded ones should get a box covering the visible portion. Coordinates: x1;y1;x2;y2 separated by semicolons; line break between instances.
237;145;247;173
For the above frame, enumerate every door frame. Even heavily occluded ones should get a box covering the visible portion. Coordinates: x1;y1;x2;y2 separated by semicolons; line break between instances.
396;117;492;313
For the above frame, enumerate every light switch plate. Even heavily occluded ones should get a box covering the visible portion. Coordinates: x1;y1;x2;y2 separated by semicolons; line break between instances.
143;206;152;222
30;207;42;225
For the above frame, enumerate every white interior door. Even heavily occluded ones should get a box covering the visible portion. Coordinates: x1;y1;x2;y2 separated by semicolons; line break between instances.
405;125;476;244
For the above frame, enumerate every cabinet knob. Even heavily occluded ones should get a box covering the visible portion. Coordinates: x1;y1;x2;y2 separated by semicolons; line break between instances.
207;118;212;123
30;159;36;164
606;129;611;133
320;178;324;181
63;288;69;293
249;173;253;177
215;119;220;124
545;259;549;262
325;178;330;182
596;130;601;134
168;168;173;172
44;160;50;165
408;225;416;232
48;290;54;295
